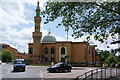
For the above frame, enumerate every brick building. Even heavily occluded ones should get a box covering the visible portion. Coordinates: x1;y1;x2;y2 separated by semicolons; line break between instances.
27;1;100;65
0;43;28;61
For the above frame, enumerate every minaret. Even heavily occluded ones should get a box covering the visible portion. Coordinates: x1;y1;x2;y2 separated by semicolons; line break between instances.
32;1;42;57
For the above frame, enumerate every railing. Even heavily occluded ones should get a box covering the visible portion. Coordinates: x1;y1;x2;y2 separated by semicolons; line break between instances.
74;68;120;80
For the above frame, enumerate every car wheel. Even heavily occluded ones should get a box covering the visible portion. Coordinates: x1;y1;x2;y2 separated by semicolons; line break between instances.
49;71;52;73
23;68;25;72
55;69;59;72
68;69;71;72
62;69;64;72
13;68;16;72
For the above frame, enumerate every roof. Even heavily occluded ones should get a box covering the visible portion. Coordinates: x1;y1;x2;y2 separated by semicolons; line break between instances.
42;32;56;43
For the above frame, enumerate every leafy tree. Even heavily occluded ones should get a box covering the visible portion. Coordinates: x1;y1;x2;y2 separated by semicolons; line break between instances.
111;39;120;53
99;50;111;63
105;54;118;64
2;50;12;62
118;55;120;61
117;55;120;64
42;1;120;43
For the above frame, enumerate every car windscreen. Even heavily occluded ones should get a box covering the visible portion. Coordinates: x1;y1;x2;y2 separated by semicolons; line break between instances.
54;63;61;66
14;60;25;64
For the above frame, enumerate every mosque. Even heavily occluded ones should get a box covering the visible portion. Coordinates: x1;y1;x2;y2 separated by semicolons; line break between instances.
28;1;98;64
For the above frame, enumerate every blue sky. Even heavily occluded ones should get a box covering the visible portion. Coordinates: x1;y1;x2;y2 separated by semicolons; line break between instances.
0;0;118;53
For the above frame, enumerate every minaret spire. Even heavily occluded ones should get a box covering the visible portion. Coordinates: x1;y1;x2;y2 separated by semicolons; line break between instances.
37;0;39;9
36;0;40;16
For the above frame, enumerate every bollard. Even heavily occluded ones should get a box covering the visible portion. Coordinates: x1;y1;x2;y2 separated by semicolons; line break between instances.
115;64;117;77
105;68;106;79
110;68;112;78
85;73;87;80
91;70;93;80
96;69;98;79
51;62;54;66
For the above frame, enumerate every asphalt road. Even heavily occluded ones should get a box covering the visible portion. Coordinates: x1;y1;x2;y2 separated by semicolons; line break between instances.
1;63;97;80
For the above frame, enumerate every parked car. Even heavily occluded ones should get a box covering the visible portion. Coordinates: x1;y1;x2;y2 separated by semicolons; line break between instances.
13;59;26;72
47;62;72;73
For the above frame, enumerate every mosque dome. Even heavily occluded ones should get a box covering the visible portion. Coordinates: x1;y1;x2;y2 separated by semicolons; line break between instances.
42;32;56;43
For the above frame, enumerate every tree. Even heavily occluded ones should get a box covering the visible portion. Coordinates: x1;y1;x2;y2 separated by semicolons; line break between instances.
2;50;12;62
118;55;120;61
42;1;120;43
105;54;118;64
111;38;120;53
99;50;110;63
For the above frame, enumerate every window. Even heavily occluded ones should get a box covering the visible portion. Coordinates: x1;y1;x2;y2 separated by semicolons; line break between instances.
51;47;54;58
45;47;48;58
2;46;7;48
92;48;94;63
51;47;54;54
29;48;33;55
61;47;65;55
45;47;48;54
0;46;2;50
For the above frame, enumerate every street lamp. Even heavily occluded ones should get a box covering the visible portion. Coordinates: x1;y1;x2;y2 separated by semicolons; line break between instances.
66;27;69;63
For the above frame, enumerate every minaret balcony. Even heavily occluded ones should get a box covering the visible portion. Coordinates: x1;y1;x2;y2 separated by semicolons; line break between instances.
32;32;42;38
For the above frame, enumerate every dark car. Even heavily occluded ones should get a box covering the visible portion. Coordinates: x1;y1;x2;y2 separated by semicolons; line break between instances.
13;59;26;72
47;62;72;73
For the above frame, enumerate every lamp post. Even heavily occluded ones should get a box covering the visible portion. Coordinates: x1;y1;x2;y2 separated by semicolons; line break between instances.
66;27;69;63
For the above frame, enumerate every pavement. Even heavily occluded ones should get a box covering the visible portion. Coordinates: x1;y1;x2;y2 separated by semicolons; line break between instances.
1;63;120;80
1;63;98;79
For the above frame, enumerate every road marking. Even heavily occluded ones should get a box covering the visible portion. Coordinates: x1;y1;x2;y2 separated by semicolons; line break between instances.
2;68;11;78
0;74;4;79
40;71;43;78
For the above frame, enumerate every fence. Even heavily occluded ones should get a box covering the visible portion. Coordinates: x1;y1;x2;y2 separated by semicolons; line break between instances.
74;68;120;80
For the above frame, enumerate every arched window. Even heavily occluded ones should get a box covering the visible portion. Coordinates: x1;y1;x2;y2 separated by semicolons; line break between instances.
51;47;54;54
44;47;48;61
45;47;48;54
29;48;33;55
61;47;65;55
51;47;54;62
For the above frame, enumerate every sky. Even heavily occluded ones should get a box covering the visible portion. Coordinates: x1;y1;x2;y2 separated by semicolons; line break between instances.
0;0;119;53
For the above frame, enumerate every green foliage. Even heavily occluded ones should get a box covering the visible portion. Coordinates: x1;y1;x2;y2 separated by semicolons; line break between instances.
99;50;111;63
2;50;12;62
42;2;120;43
105;54;118;64
118;55;120;62
99;50;120;64
117;61;120;64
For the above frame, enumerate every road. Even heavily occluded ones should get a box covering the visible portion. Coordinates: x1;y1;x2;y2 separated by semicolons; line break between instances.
1;63;97;80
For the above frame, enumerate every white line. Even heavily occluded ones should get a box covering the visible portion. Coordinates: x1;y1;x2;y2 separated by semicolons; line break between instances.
2;68;11;77
7;69;10;74
40;71;43;78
